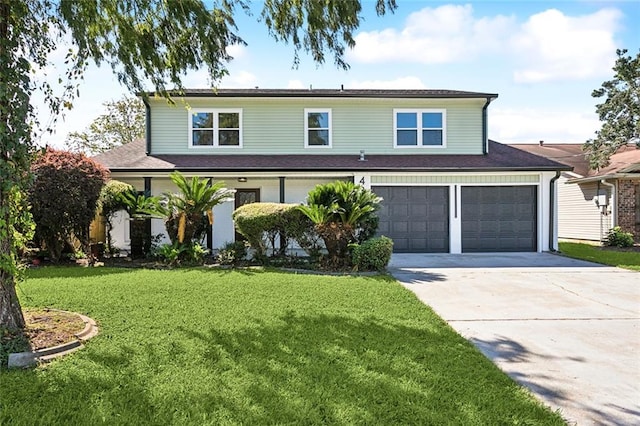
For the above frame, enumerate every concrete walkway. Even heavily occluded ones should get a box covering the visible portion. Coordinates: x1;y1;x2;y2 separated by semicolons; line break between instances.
389;253;640;426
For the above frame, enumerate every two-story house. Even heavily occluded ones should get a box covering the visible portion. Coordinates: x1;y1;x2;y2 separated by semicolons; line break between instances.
94;88;570;253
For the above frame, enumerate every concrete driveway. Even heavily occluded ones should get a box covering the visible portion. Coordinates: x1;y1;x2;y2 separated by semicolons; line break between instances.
389;253;640;426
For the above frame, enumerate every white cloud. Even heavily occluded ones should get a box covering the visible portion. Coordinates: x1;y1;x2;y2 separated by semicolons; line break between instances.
287;79;305;89
347;76;426;89
348;4;515;64
511;8;621;83
226;43;247;60
490;107;599;144
220;70;258;88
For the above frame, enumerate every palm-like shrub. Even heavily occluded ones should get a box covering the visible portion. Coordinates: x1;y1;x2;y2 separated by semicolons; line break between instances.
119;189;163;258
163;171;235;245
298;181;381;268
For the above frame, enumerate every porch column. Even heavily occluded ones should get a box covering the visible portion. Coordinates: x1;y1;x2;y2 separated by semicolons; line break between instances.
206;178;213;250
279;177;286;203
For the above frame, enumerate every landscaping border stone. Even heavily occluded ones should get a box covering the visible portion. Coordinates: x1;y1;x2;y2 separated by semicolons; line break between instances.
7;311;99;369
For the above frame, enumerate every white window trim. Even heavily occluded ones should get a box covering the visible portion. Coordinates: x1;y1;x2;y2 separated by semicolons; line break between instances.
393;108;447;149
304;108;332;148
188;108;243;149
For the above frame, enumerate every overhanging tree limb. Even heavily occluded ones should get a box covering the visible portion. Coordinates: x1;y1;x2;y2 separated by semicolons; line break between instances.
1;0;396;331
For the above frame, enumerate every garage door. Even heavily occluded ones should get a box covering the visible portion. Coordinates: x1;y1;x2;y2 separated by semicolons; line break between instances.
461;186;537;252
374;186;449;253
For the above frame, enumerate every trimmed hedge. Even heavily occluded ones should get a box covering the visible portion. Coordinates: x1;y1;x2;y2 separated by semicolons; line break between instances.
232;203;321;259
351;236;394;272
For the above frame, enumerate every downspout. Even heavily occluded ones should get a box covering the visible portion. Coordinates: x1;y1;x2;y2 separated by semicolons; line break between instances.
600;179;616;228
142;97;151;155
482;97;493;155
549;171;561;251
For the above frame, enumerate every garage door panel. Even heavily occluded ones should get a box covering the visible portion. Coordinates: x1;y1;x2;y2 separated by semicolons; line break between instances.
374;186;449;253
462;186;537;252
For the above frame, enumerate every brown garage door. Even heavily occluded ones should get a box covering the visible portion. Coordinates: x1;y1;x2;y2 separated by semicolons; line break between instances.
374;186;449;253
461;185;537;252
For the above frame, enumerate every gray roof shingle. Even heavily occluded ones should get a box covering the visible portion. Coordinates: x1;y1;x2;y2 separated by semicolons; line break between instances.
150;88;498;99
94;139;570;173
510;143;640;177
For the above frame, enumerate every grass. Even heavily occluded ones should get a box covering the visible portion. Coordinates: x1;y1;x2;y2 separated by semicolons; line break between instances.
559;242;640;271
0;267;564;425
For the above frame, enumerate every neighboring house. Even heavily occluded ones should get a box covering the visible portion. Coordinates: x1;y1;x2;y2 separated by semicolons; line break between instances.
511;142;640;242
94;88;570;253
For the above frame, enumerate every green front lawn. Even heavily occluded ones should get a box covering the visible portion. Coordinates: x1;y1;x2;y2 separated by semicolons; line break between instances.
1;267;564;425
559;242;640;271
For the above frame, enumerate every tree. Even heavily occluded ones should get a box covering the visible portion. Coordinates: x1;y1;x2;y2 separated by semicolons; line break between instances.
298;181;381;269
583;49;640;170
0;0;396;330
65;97;145;155
162;172;235;246
29;149;108;262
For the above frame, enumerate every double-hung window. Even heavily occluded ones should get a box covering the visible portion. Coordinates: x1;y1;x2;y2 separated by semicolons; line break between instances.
394;109;446;148
189;109;242;148
304;109;332;148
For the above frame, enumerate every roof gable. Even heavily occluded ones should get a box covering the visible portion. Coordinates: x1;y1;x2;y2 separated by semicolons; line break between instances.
509;143;640;178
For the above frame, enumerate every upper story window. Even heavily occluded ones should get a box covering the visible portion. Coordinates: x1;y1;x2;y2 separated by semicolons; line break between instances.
304;109;332;148
394;109;446;148
189;109;242;148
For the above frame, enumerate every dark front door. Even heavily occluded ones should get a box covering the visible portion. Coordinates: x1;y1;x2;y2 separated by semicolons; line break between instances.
234;189;260;241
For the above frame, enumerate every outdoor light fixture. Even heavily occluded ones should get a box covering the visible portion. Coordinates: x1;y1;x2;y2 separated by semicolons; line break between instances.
237;177;247;183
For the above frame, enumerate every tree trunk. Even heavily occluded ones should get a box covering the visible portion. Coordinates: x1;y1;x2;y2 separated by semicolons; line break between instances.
0;204;25;330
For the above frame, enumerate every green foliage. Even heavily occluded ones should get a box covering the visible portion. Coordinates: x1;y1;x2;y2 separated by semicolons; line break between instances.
2;267;564;425
559;242;640;271
216;241;248;266
163;172;235;245
605;226;635;248
583;49;640;170
262;0;396;69
65;97;144;155
119;189;163;219
99;180;133;218
233;202;319;260
298;181;382;268
1;0;396;329
153;242;209;266
29;149;108;262
351;236;394;272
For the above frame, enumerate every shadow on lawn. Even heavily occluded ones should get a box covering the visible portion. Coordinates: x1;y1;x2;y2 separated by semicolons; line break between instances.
172;313;561;425
0;316;563;425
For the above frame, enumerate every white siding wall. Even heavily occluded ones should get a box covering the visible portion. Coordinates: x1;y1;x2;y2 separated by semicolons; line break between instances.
558;176;612;241
149;97;485;155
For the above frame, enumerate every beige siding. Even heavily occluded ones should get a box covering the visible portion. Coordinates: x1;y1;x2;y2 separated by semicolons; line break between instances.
371;174;539;184
149;97;485;155
558;177;611;241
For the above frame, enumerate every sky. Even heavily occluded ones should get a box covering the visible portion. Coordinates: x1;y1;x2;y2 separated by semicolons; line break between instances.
35;0;640;149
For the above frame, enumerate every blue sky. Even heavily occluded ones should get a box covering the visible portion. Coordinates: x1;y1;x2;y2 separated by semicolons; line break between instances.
37;0;640;149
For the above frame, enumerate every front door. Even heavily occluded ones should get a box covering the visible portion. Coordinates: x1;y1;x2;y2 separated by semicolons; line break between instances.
234;189;260;241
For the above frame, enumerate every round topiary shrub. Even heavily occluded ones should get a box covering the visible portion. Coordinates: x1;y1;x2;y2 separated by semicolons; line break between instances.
351;236;394;272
